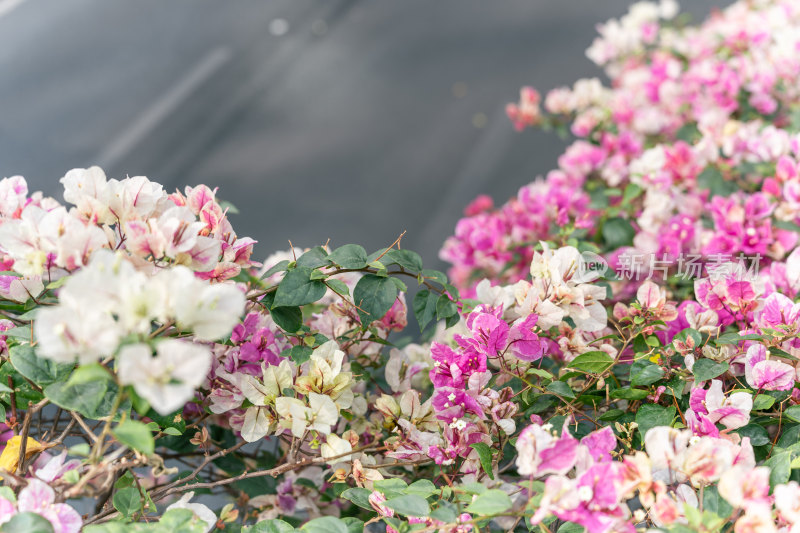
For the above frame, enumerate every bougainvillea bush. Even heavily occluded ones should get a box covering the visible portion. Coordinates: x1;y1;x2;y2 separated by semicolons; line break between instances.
3;1;800;533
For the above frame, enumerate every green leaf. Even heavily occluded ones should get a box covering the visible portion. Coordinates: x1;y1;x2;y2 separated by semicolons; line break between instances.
753;394;776;410
636;404;676;440
435;294;458;320
413;290;438;330
284;345;312;365
10;344;73;387
445;313;460;328
300;517;349;533
44;370;126;420
261;260;290;280
546;380;576;399
568;351;613;374
340;487;373;510
406;479;437;498
0;513;54;533
295;247;330;269
630;360;664;386
675;123;701;143
113;420;155;455
430;503;458;524
389;277;407;292
325;279;350;296
353;274;398;325
698;166;737;198
270;306;303;332
598;409;625;421
0;487;14;503
714;332;763;345
784;405;800;423
602;217;635;249
622;183;643;205
244;520;297;533
159;508;211;532
383;494;431;517
340;517;365;533
527;367;554;380
766;449;792;487
273;267;327;307
465;489;512;515
673;328;702;348
736;423;770;447
373;478;409;499
778;425;800;448
470;442;495;480
113;486;142;517
420;269;448;286
328;244;368;269
692;359;729;382
701;485;732;520
385;249;423;272
610;387;650;400
3;326;34;342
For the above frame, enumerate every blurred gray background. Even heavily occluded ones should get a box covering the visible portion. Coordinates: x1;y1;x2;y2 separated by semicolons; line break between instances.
0;0;729;268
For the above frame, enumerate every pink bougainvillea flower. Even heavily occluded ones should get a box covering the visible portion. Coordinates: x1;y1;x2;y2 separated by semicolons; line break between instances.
15;479;82;533
507;313;546;361
516;420;579;477
745;344;795;391
685;379;752;437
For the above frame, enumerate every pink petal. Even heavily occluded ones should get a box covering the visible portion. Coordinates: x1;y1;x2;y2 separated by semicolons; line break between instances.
751;360;795;391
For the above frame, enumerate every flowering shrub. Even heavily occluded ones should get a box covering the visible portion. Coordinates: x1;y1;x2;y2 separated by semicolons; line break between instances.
3;1;800;532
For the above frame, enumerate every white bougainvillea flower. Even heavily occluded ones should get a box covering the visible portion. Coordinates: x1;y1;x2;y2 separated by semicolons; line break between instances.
0;274;44;303
0;174;28;217
644;426;690;482
321;434;353;465
294;340;354;409
165;492;217;533
124;206;205;261
168;266;245;341
117;339;212;415
61;166;115;225
241;406;276;443
35;305;122;364
239;360;294;407
275;392;338;438
105;175;167;224
775;481;800;525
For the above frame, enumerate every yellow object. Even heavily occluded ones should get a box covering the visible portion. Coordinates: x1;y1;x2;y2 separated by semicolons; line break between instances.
0;435;43;478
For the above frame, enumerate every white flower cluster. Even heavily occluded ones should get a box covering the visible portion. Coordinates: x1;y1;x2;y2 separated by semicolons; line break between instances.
0;167;256;280
35;249;245;364
477;244;608;332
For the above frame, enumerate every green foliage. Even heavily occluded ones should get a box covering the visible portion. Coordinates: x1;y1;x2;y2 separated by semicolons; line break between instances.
465;489;512;515
113;420;155;455
636;404;676;440
9;344;73;387
273;267;327;307
44;364;128;420
692;359;729;382
352;274;398;325
568;351;614;374
0;513;55;533
470;442;495;480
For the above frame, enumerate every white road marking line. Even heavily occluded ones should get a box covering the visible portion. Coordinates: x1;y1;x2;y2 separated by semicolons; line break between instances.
96;46;232;168
0;0;26;19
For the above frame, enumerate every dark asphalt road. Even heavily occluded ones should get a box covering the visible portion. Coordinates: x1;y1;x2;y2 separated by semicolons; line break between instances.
0;0;730;268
